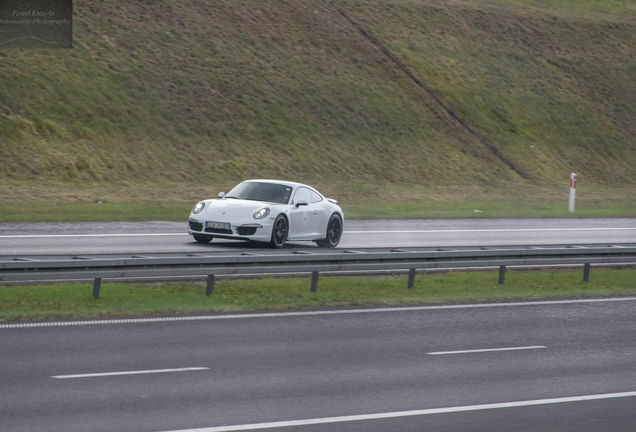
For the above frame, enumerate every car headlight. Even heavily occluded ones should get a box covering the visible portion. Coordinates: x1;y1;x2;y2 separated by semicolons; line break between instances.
253;207;270;219
192;202;205;214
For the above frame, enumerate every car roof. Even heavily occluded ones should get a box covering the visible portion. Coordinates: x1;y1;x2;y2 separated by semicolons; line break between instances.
243;179;309;189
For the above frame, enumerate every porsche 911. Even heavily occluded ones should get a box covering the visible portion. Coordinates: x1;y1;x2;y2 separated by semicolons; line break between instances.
188;179;344;248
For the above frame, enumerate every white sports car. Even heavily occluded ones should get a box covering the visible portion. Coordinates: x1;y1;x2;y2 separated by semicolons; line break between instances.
188;179;344;248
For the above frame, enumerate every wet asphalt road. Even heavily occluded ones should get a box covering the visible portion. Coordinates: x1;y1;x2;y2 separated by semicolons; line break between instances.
2;299;636;432
2;218;636;432
1;218;635;255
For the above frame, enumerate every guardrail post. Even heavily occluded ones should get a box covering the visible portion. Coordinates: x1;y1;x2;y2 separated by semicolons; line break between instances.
408;269;416;289
311;271;319;293
93;278;101;299
498;266;506;285
583;264;590;282
206;275;215;296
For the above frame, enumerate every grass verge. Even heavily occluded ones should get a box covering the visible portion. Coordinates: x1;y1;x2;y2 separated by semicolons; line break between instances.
0;183;634;222
1;267;634;321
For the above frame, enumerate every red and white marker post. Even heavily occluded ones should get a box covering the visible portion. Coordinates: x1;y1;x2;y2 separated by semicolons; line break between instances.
569;173;577;213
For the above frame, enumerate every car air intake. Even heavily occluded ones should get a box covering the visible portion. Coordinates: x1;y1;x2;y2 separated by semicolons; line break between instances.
236;227;258;236
189;221;203;232
205;227;233;235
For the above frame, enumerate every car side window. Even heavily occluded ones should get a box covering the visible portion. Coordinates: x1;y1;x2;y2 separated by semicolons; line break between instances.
309;190;323;203
293;187;312;204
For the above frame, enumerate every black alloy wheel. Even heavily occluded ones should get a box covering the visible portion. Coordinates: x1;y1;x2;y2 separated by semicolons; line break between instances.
316;214;342;248
270;214;288;248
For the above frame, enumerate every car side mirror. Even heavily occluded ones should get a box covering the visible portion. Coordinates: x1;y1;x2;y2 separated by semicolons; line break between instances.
218;192;226;199
295;198;309;208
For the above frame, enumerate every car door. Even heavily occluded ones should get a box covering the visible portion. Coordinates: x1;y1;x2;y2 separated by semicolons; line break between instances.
289;187;318;239
308;189;329;237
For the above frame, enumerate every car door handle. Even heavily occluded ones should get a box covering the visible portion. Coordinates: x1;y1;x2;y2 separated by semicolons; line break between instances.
313;210;319;214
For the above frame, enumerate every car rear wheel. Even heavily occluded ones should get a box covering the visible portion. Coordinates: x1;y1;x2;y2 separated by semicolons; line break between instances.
193;234;213;244
316;214;342;248
270;214;288;248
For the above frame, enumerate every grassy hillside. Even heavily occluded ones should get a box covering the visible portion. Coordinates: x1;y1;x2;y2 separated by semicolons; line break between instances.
0;0;634;218
336;0;636;184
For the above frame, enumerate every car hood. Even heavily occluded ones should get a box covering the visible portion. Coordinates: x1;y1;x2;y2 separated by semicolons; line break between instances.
203;199;271;217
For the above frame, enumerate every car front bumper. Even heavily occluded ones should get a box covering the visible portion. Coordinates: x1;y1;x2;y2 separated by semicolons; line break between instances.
188;217;272;242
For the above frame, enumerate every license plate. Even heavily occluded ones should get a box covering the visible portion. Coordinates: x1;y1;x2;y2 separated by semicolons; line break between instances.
205;221;231;230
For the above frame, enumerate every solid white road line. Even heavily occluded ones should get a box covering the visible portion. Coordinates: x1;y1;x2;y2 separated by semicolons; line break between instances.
0;233;188;238
346;227;636;234
3;297;636;329
1;227;635;238
51;367;209;379
427;346;546;355
157;391;636;432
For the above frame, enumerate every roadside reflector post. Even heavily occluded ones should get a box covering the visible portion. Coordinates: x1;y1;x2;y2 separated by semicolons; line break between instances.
206;275;215;296
311;271;319;293
93;278;101;299
498;266;506;285
408;269;416;289
583;263;590;282
569;173;577;213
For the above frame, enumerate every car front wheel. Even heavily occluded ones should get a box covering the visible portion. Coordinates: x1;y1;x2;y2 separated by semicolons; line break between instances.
316;214;342;248
193;234;213;244
269;215;288;248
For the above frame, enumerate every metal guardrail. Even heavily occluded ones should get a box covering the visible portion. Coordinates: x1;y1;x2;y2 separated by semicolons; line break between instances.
1;244;635;298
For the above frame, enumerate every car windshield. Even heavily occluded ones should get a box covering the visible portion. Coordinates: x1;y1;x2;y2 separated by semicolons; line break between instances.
226;182;292;204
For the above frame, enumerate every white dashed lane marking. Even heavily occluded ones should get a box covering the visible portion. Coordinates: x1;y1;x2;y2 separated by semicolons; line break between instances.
427;346;547;355
51;367;209;379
